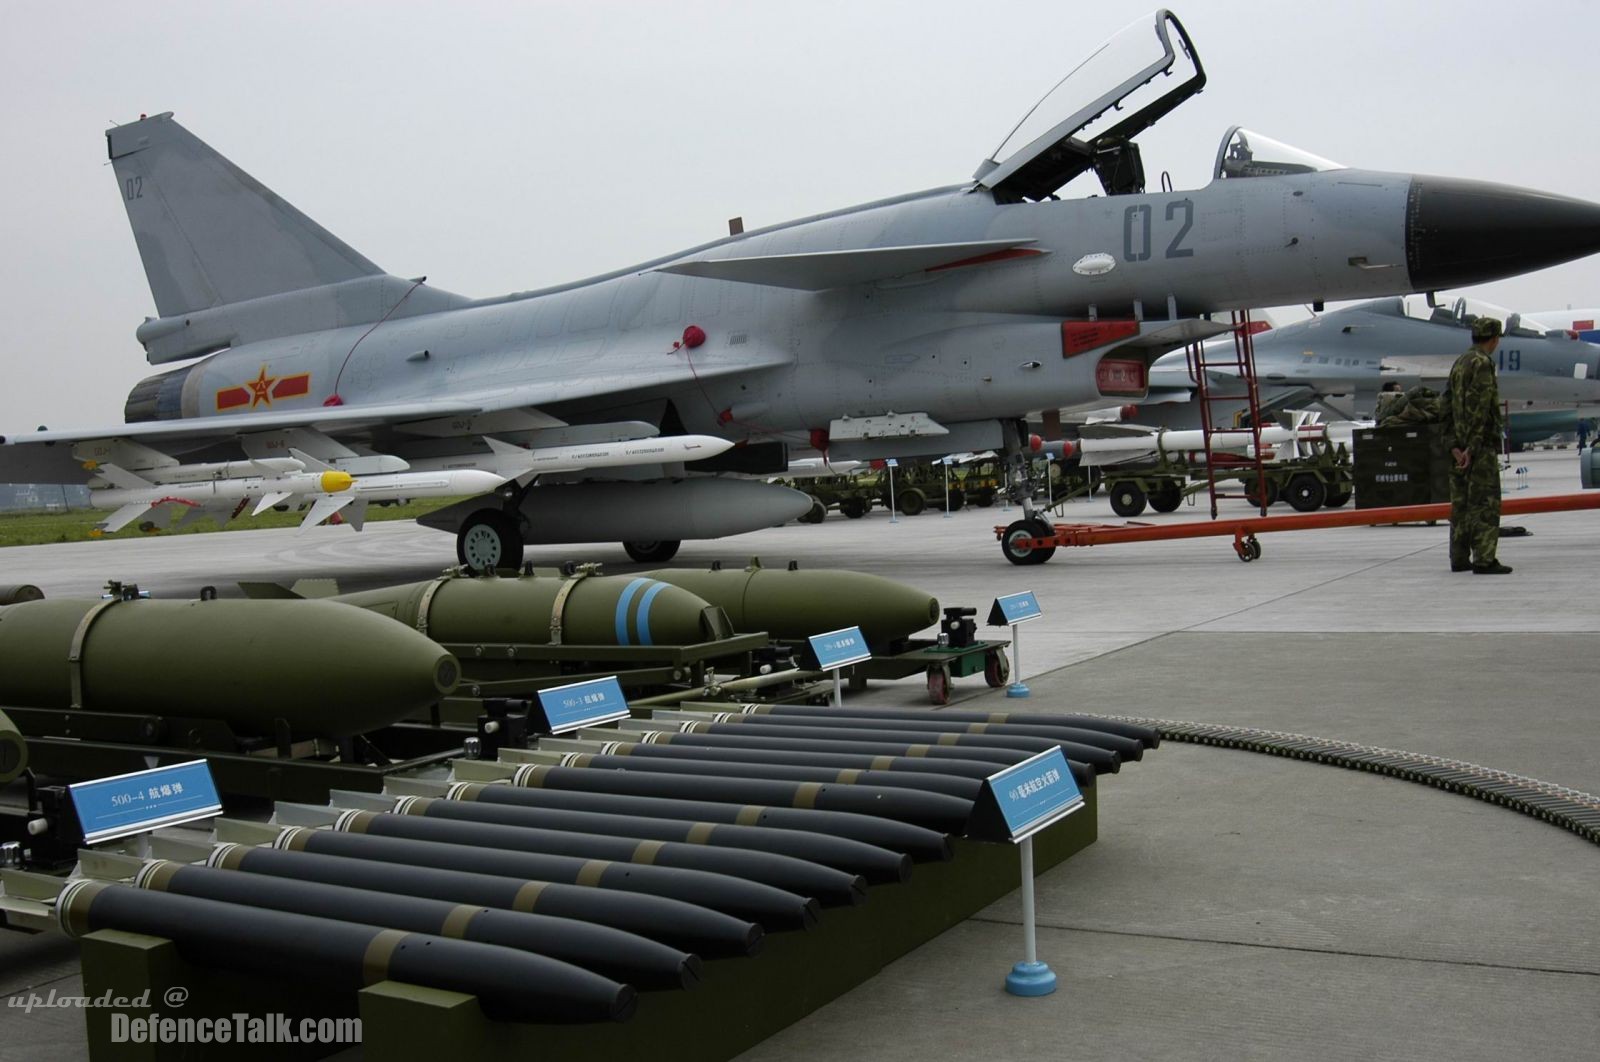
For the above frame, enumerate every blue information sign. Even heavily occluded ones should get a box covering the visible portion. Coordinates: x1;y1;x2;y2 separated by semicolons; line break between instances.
69;760;223;846
989;590;1043;626
535;676;631;734
807;626;872;671
984;748;1084;842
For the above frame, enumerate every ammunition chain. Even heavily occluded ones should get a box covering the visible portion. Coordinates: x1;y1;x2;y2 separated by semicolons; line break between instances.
1105;716;1600;848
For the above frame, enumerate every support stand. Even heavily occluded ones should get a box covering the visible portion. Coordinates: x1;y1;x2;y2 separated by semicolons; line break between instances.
1005;623;1029;698
1003;836;1057;995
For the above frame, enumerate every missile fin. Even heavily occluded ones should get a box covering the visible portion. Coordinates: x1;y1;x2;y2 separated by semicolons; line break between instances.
298;493;355;533
252;491;293;516
98;504;152;533
288;448;338;474
94;464;154;490
345;499;369;532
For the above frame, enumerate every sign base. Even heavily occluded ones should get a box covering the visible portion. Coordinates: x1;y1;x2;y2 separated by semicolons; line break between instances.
1004;960;1057;996
1005;681;1031;698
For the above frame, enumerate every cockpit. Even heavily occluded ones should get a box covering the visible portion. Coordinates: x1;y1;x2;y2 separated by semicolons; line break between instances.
1397;294;1548;338
974;10;1343;203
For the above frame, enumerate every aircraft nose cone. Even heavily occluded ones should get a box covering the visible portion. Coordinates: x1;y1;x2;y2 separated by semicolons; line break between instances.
1406;176;1600;290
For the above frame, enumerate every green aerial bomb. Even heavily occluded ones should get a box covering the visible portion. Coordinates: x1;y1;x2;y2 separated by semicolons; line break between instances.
0;585;43;605
333;568;733;647
0;597;458;738
0;708;25;785
645;561;941;648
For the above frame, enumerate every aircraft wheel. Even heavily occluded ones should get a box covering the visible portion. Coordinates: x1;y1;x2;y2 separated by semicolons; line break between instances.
623;540;681;563
1148;481;1183;513
799;497;827;524
898;489;927;517
984;649;1011;688
1109;481;1147;518
946;488;965;512
840;497;868;519
1286;473;1326;513
457;510;524;572
1000;519;1056;566
926;666;952;706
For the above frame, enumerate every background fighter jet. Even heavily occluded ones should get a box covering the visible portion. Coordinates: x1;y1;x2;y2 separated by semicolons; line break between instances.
1140;294;1600;437
4;10;1600;566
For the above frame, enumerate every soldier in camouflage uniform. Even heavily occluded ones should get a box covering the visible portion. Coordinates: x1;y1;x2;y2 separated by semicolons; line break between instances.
1446;317;1510;574
1373;382;1405;422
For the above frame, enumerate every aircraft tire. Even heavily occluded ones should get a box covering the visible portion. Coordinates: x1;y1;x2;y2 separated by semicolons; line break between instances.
457;510;524;573
623;540;681;563
1000;519;1056;566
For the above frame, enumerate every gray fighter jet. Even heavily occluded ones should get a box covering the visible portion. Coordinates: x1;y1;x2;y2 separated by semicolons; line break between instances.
1142;294;1600;428
5;10;1600;566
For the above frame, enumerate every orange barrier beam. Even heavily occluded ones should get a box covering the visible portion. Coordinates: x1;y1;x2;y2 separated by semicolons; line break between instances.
995;491;1600;561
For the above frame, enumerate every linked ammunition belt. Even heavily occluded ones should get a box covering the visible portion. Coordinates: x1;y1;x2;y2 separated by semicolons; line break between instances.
1107;717;1600;847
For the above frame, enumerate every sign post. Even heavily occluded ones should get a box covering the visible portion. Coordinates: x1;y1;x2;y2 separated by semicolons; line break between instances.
967;747;1085;997
988;590;1043;698
807;626;872;707
532;676;632;735
69;761;223;847
886;458;900;524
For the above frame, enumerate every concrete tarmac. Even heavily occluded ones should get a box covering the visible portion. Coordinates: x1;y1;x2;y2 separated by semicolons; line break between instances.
1;449;1596;1060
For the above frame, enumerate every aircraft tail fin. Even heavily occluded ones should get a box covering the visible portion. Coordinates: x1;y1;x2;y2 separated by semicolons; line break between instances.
107;113;384;318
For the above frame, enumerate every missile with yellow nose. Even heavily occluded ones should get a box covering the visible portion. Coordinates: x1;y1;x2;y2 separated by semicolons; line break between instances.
0;594;459;738
644;560;941;648
86;462;357;533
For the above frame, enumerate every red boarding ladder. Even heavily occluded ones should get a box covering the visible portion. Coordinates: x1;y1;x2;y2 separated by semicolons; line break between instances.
1185;310;1267;519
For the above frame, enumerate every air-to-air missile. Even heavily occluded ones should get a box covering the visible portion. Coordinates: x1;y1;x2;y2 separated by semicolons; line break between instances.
644;710;1121;775
444;780;952;864
209;842;763;958
738;702;1162;750
525;747;981;801
0;596;458;738
379;793;910;886
672;704;1149;762
83;457;357;533
308;807;862;911
0;708;26;785
501;762;974;835
548;732;1003;783
130;859;700;990
644;561;940;648
55;879;636;1023
0;585;43;605
260;822;819;932
330;568;733;646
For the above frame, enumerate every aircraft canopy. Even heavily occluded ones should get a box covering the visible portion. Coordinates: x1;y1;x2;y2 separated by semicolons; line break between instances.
1213;128;1343;180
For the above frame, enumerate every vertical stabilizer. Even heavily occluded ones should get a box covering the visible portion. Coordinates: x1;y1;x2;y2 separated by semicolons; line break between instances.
107;113;385;317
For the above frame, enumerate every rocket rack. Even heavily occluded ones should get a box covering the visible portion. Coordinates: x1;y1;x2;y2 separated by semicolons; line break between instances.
996;491;1600;564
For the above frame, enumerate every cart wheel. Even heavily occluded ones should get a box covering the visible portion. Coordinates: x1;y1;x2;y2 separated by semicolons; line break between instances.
947;488;965;512
1243;477;1280;509
799;496;827;523
984;649;1011;688
1323;487;1352;508
1285;473;1326;513
1233;534;1262;562
974;490;996;508
1148;480;1183;513
1000;519;1056;566
926;666;952;705
840;497;867;519
1109;481;1147;518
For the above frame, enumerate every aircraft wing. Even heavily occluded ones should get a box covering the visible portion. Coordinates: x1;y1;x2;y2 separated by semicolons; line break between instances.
0;345;793;484
655;240;1043;291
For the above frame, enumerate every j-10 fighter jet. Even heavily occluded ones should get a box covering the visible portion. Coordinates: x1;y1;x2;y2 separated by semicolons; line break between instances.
3;9;1599;565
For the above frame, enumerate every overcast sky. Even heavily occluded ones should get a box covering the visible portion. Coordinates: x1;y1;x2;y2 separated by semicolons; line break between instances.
1;0;1594;430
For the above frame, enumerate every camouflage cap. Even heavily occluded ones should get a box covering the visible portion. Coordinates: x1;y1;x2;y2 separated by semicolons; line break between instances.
1471;317;1504;341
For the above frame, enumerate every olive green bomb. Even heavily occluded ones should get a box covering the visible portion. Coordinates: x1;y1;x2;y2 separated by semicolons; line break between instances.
644;561;940;648
0;598;458;738
332;569;734;647
0;708;26;785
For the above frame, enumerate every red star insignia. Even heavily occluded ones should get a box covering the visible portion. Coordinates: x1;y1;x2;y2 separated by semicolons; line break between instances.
247;366;277;408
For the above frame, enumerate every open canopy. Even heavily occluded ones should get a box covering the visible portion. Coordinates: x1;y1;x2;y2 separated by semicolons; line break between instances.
975;9;1205;203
